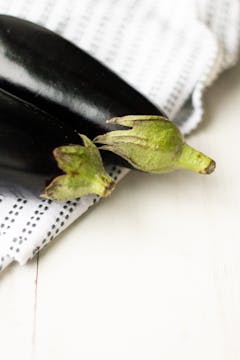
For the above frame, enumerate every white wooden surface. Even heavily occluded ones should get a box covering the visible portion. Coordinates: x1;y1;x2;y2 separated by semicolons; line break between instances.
1;61;240;360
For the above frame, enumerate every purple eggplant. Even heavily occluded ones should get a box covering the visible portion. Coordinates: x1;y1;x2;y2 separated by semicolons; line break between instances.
0;15;162;197
0;15;164;137
0;88;81;193
0;15;215;200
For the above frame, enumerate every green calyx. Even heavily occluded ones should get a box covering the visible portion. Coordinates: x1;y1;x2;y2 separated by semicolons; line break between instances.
41;116;215;202
94;115;216;175
41;134;115;201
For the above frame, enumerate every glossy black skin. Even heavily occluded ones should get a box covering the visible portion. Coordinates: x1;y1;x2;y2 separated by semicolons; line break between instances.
0;15;165;194
0;15;164;133
0;88;81;192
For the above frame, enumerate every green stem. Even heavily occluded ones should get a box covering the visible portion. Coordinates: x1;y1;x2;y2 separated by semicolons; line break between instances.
177;144;216;174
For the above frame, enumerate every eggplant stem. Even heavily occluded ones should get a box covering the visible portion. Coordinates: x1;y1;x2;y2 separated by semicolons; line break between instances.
95;115;216;175
43;116;216;201
41;134;115;201
176;144;216;174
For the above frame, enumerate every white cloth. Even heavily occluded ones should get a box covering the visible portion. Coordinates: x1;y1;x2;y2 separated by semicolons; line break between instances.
0;0;239;271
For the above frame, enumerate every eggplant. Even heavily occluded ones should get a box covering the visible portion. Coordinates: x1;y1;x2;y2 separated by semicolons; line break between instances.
0;15;164;138
0;88;116;199
0;15;162;197
0;15;215;200
0;88;80;192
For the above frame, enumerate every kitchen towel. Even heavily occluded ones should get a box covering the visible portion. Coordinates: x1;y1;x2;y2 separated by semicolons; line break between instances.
0;0;239;271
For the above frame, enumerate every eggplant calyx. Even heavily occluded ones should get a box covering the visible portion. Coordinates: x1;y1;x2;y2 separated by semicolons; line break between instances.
41;134;115;201
94;115;216;175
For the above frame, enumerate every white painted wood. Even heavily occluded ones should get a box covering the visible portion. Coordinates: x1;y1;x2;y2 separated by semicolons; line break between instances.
0;260;37;360
30;61;240;360
1;62;240;360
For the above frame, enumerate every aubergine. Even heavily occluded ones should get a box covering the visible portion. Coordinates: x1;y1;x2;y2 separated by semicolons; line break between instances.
0;15;164;137
0;88;84;194
0;88;116;199
0;15;162;197
0;15;215;200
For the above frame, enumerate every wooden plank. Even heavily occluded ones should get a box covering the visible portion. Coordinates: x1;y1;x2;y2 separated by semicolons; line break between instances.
0;259;37;360
33;62;240;359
